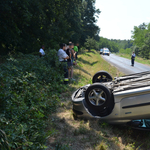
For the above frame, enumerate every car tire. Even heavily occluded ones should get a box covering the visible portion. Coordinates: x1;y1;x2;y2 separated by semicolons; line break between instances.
85;83;112;110
92;71;113;83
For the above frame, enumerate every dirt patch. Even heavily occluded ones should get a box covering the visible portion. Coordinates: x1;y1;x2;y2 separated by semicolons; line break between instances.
46;100;122;150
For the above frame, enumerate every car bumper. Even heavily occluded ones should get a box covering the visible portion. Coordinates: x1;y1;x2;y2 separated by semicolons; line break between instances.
72;85;92;118
103;53;109;55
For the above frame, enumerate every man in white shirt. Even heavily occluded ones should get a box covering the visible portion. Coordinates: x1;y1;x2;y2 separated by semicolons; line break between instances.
58;43;69;84
39;45;45;57
58;43;69;61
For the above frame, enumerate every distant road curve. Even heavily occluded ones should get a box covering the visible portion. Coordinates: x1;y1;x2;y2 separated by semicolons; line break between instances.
101;54;150;75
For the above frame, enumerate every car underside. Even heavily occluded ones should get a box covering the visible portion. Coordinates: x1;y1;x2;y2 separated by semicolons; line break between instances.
72;71;150;130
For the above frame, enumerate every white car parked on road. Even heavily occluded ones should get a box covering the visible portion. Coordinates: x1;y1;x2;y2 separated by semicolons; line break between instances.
103;48;110;56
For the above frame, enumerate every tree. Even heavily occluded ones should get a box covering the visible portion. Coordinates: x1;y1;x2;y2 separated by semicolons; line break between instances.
98;37;119;53
131;25;147;48
84;36;98;51
131;22;150;58
80;0;100;45
0;0;100;55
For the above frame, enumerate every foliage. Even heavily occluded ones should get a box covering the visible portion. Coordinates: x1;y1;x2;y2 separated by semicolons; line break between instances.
131;23;147;48
0;50;67;149
97;37;133;53
119;48;132;55
55;143;70;150
131;22;150;59
100;37;133;55
0;130;10;150
110;39;133;50
0;0;100;55
84;36;99;51
80;0;100;45
98;37;119;53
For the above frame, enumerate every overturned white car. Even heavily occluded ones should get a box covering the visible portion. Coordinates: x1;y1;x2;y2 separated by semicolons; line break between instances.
72;71;150;129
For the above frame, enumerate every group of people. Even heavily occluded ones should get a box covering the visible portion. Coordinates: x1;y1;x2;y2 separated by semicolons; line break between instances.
57;42;79;84
38;42;79;84
39;44;135;84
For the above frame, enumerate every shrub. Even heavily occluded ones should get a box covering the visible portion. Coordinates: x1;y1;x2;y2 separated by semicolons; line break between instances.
0;49;66;149
119;48;132;55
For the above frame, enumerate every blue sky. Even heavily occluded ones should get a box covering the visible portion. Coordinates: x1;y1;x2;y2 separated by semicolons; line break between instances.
95;0;150;40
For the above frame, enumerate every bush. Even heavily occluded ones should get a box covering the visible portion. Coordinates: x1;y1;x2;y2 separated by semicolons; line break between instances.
0;49;66;149
119;48;132;55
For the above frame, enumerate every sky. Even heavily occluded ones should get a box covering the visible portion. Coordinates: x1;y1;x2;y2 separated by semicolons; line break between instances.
95;0;150;40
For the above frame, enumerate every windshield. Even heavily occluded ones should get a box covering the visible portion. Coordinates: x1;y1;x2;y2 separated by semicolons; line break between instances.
104;50;109;53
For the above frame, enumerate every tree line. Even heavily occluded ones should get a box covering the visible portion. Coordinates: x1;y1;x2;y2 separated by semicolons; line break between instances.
0;0;100;55
84;35;134;53
98;37;119;53
110;39;133;50
96;37;132;53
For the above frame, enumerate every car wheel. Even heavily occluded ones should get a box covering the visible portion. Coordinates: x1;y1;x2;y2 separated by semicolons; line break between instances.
92;71;112;83
85;83;112;110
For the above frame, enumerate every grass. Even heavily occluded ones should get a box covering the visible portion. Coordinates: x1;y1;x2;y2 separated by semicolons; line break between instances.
46;50;150;150
72;50;123;88
116;53;150;66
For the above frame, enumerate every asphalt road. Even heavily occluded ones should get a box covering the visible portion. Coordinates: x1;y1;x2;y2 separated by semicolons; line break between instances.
101;54;150;75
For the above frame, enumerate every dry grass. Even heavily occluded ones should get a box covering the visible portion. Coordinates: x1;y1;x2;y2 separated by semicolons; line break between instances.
46;50;150;150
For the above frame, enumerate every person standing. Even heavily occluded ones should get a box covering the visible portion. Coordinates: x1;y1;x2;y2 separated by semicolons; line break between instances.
66;43;76;80
58;43;69;84
39;45;45;57
74;43;79;60
131;52;136;66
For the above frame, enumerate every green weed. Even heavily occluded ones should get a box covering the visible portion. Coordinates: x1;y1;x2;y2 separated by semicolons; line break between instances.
95;140;107;150
73;124;88;136
55;143;70;150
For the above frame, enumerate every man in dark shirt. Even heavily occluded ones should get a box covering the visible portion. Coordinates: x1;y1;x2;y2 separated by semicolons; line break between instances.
66;43;75;80
131;52;136;66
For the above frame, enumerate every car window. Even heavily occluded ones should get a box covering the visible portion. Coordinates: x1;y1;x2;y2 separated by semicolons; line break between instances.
104;50;109;52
